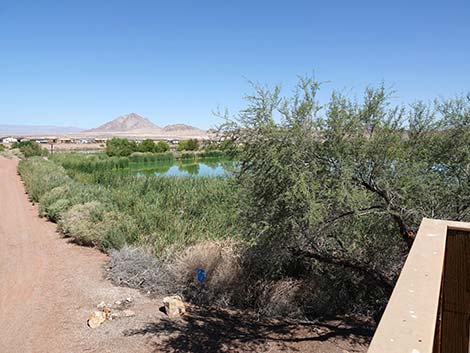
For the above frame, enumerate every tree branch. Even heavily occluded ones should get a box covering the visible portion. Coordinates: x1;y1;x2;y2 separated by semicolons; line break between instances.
353;175;415;248
291;247;394;293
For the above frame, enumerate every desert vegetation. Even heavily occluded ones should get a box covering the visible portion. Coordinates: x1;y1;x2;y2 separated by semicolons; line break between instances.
17;76;470;321
19;156;236;252
105;137;200;156
176;138;199;151
11;140;48;157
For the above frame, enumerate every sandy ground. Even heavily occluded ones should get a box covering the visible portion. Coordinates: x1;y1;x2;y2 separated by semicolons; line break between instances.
0;156;372;353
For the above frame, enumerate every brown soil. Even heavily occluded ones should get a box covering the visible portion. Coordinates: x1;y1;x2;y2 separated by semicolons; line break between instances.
0;156;371;353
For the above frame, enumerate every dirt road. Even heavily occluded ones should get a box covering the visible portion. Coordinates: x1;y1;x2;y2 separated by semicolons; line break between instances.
0;157;158;353
0;156;370;353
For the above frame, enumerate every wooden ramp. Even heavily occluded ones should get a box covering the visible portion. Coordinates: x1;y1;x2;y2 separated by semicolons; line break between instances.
368;219;470;353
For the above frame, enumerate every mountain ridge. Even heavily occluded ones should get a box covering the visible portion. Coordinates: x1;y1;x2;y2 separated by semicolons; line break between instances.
85;113;161;133
1;113;210;139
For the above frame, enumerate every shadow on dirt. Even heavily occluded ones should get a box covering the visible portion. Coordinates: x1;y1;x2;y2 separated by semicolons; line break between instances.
123;308;373;353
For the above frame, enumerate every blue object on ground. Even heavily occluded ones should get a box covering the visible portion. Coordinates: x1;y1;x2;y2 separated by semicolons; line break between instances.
196;268;206;283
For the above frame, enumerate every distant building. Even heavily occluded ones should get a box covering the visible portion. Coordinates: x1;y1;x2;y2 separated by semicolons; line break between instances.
1;137;18;143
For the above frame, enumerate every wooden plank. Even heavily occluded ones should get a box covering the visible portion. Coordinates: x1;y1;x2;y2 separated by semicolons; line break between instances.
368;219;449;353
367;219;470;353
439;230;470;353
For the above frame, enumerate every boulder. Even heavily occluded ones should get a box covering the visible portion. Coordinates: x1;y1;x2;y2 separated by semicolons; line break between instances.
163;295;186;319
87;308;111;328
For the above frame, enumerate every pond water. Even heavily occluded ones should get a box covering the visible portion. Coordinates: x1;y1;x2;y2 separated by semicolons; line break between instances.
132;159;235;177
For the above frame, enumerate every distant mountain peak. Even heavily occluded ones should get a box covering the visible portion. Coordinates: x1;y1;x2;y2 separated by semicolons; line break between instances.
86;113;160;132
163;123;202;132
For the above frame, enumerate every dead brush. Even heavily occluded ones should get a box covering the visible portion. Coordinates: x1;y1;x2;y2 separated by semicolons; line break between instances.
106;245;172;294
165;240;246;306
254;278;311;318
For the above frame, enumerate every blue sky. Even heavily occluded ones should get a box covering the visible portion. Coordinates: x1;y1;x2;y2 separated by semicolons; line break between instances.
0;0;469;129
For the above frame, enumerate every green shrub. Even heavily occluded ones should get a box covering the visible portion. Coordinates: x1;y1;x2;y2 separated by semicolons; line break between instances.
106;138;138;156
44;198;70;222
12;140;48;157
138;139;156;152
18;157;70;202
39;184;71;217
198;150;226;159
155;141;170;153
99;211;139;250
180;152;196;160
177;139;199;151
58;201;105;246
129;152;174;163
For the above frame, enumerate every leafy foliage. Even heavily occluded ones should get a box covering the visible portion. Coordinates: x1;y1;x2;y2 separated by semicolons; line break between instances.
18;155;237;252
155;140;170;153
12;140;48;157
177;138;199;151
106;137;138;156
106;137;170;156
223;77;470;313
138;139;156;152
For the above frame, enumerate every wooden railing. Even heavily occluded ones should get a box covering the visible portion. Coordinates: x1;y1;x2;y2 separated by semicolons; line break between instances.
367;218;470;353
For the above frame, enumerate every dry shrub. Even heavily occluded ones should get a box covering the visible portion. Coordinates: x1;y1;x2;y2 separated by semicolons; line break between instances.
106;241;352;319
253;278;316;318
106;245;170;294
107;240;247;306
166;240;246;306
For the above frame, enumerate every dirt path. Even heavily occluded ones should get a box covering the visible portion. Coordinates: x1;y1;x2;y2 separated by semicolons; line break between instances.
0;156;371;353
0;157;159;353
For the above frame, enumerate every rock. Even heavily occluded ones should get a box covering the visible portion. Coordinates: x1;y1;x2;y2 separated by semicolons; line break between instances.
96;301;106;309
114;300;122;306
87;308;111;328
125;297;132;303
111;309;135;319
121;309;135;317
163;295;186;319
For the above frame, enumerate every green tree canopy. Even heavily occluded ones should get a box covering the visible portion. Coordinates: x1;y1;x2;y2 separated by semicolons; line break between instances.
12;140;48;157
138;139;156;153
177;139;199;151
155;141;170;153
106;138;137;157
224;77;470;308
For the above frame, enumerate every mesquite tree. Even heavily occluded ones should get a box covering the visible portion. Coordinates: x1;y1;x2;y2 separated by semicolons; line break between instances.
224;77;470;313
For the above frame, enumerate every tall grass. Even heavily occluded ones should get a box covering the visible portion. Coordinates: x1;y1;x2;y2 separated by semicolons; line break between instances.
18;155;237;253
129;151;175;163
52;153;130;173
